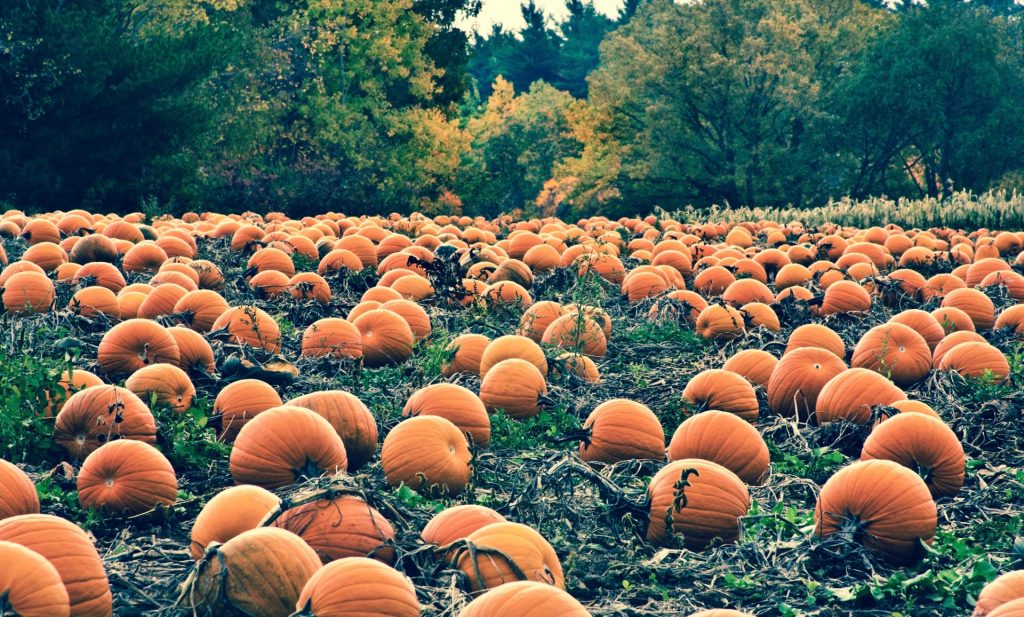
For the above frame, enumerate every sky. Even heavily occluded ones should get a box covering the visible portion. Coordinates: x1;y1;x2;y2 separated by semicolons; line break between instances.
459;0;625;33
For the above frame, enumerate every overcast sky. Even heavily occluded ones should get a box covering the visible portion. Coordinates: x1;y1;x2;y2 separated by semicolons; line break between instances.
460;0;625;33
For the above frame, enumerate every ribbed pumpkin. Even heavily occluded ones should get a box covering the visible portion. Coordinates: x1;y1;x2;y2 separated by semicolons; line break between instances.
479;359;548;419
0;513;112;617
646;459;750;549
938;341;1010;383
816;280;871;315
0;540;71;617
212;379;283;442
722;349;777;387
579;399;665;463
483;281;532;311
403;383;490;448
186;527;321;617
767;347;847;421
96;319;180;376
479;335;548;378
987;598;1024;617
888;309;945;352
2;270;55;314
815;368;904;425
861;413;964;498
212;305;283;353
137;282;189;320
124;363;195;413
294;557;420;617
421;505;506;547
454;522;564;592
0;459;40;520
975;571;1024;617
381;416;472;496
172;289;229;332
694;304;745;340
442;334;490;377
286;391;378;470
47;368;104;417
517;301;565;342
553;352;601;383
190;485;281;559
53;386;157;459
850;323;931;387
682;369;758;422
353;309;415;368
932;330;986;367
77;440;178;514
272;495;396;564
166;326;215;375
668;411;770;484
301;318;362;359
931;305;976;334
541;312;607;358
940;287;996;330
814;459;936;564
456;581;590;617
69;286;120;321
785;323;845;359
230;406;348;489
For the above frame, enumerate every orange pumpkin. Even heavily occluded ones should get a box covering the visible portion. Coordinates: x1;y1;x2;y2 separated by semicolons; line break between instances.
1;271;55;314
861;412;964;497
230;406;348;489
682;369;758;422
937;341;1009;383
542;313;607;358
301;318;363;359
353;309;415;368
421;505;506;547
479;359;548;419
479;335;548;378
456;581;589;617
668;411;769;484
694;304;745;340
213;379;283;442
190;485;281;559
814;459;936;564
767;347;847;421
77;440;178;514
286;390;379;470
646;459;750;549
579;399;665;464
211;306;283;353
850;323;931;387
272;495;396;564
454;522;564;592
403;383;490;448
96;319;180;376
294;557;420;617
53;386;157;459
976;572;1024;617
381;416;472;496
0;540;71;617
722;349;778;387
124;363;195;413
0;459;40;520
785;323;845;359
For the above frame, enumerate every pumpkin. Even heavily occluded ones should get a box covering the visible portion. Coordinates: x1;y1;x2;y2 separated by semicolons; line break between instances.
0;513;112;617
693;266;735;296
272;495;396;564
294;557;420;617
403;383;490;448
381;416;472;496
353;309;415;368
722;279;774;307
542;313;607;358
301;318;363;359
230;406;349;489
2;271;55;314
722;349;778;387
785;324;845;359
53;386;157;459
553;352;601;383
940;287;996;330
172;290;229;332
646;459;750;549
931;305;976;334
815;368;904;425
289;272;331;304
380;298;432;341
212;305;283;353
190;485;281;559
517;301;565;342
767;347;847;421
932;330;986;367
69;286;120;321
579;399;665;464
888;309;945;352
816;279;871;315
454;522;564;592
286;391;379;470
861;412;964;497
937;341;1010;383
483;281;532;311
96;319;180;376
46;368;104;417
975;571;1024;616
124;363;195;413
0;540;71;617
137;282;189;320
456;581;590;617
668;411;770;484
682;369;758;422
814;459;936;564
479;335;548;378
421;505;506;547
988;598;1024;617
77;440;178;514
186;527;321;617
479;359;548;419
738;302;780;331
694;304;745;340
0;459;40;520
213;379;284;442
850;323;931;387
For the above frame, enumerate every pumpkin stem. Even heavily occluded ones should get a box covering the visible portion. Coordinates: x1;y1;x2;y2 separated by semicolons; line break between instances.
553;426;592;446
836;511;868;545
293;459;325;483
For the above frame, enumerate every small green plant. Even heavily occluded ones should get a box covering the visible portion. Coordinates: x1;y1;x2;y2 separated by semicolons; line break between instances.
0;350;66;465
153;399;230;471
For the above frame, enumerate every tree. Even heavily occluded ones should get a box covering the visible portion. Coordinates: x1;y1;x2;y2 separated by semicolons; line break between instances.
414;0;483;106
553;0;616;98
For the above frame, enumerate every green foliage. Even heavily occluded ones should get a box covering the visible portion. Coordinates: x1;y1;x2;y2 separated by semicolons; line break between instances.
489;407;581;451
153;401;230;472
0;349;65;465
36;476;105;530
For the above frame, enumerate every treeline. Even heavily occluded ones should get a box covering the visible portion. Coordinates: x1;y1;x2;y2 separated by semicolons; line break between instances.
2;0;1022;219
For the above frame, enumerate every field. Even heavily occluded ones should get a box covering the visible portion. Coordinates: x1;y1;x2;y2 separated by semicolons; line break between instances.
2;202;1024;617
